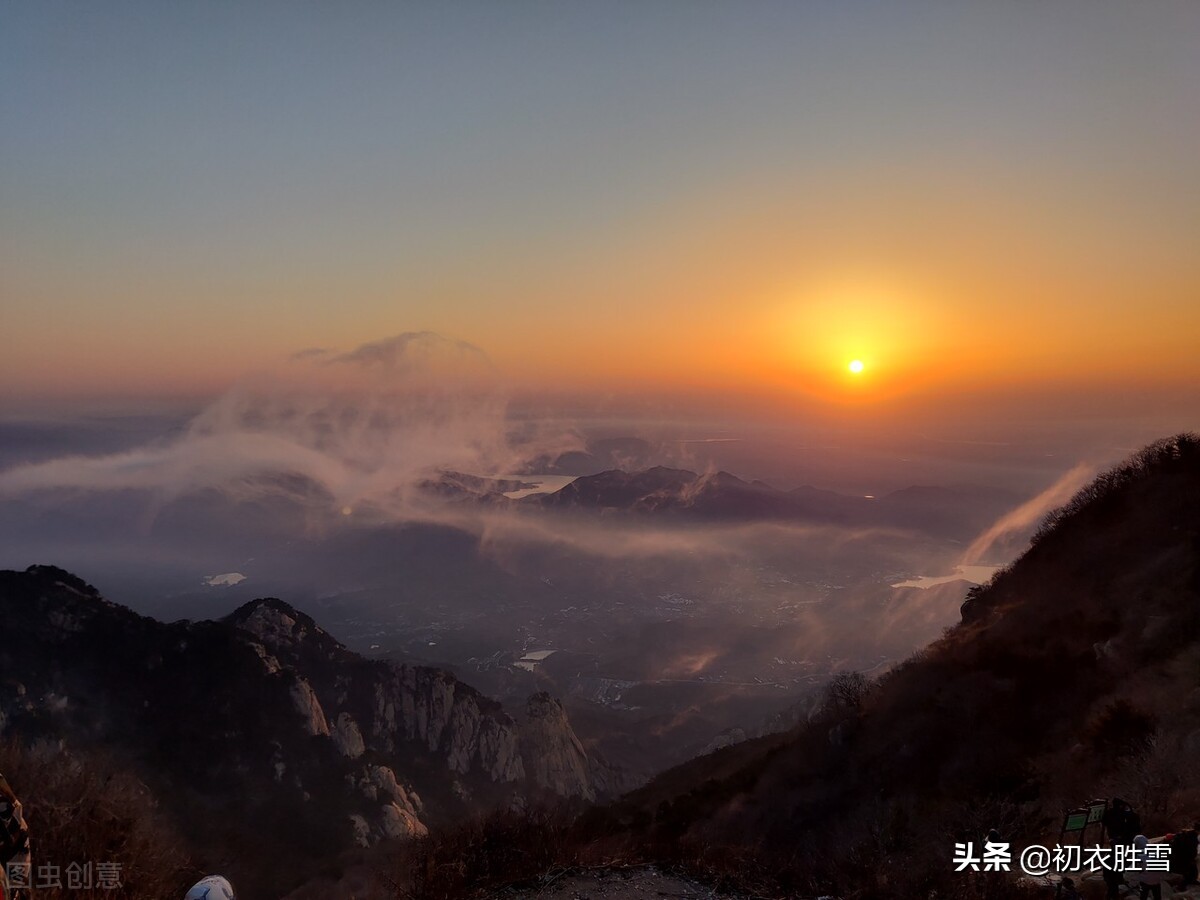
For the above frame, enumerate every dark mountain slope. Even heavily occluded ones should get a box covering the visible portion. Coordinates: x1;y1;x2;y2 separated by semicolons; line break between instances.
0;568;603;895
583;434;1200;896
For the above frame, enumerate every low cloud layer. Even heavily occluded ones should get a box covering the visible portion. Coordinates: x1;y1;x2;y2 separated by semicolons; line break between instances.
0;332;578;518
960;462;1095;565
0;330;1105;676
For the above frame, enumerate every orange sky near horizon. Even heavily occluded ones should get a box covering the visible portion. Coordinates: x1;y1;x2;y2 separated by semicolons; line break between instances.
7;224;1196;411
4;257;1199;409
3;2;1199;416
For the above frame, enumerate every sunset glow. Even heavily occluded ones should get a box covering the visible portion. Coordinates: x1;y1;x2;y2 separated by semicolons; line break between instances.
0;2;1197;424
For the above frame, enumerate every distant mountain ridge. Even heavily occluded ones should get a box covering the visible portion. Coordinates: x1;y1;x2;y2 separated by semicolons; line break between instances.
576;434;1200;896
526;465;1020;538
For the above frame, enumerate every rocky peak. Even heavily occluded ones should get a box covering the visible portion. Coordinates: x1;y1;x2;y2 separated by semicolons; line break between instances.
520;692;594;800
227;597;323;643
0;564;145;642
24;565;102;599
0;566;610;877
225;597;345;666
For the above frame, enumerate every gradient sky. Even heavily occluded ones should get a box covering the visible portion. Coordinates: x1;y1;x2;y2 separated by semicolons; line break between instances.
3;1;1199;412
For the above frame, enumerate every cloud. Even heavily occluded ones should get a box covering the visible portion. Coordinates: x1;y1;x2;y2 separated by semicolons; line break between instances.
960;462;1095;565
2;325;914;570
0;328;1092;674
289;347;332;362
327;332;494;378
0;332;576;518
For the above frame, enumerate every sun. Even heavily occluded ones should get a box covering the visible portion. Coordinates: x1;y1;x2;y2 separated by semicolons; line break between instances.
848;359;865;374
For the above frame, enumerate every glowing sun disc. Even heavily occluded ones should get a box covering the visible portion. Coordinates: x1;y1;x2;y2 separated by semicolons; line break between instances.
848;359;865;374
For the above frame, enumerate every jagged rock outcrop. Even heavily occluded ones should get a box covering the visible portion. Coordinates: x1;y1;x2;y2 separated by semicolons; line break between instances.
223;598;542;792
290;678;331;737
332;711;364;757
380;801;427;839
365;664;526;782
349;814;371;848
346;763;428;840
229;596;611;818
520;692;594;800
0;566;605;864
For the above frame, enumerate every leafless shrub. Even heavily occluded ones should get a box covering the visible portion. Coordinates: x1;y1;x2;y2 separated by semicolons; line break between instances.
0;739;194;900
825;671;872;713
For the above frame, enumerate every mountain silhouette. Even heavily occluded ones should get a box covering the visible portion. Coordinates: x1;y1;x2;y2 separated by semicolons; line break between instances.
580;434;1200;896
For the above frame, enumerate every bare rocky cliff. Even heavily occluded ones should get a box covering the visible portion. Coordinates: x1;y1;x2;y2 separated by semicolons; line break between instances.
520;692;595;800
0;567;603;860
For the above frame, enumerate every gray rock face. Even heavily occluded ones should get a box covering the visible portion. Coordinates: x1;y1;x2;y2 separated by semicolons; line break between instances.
224;598;605;839
237;600;326;649
289;678;330;737
367;665;525;781
332;712;365;758
380;801;428;839
0;568;606;860
346;763;428;840
520;692;594;800
349;814;371;848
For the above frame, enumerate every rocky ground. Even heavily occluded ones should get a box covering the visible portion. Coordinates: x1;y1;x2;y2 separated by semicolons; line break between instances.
495;867;1200;900
1030;873;1200;898
487;866;733;899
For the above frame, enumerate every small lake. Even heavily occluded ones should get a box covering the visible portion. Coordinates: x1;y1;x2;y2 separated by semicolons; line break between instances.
500;475;578;500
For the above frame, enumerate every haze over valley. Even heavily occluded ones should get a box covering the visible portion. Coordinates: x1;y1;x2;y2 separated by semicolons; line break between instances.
0;339;1184;777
